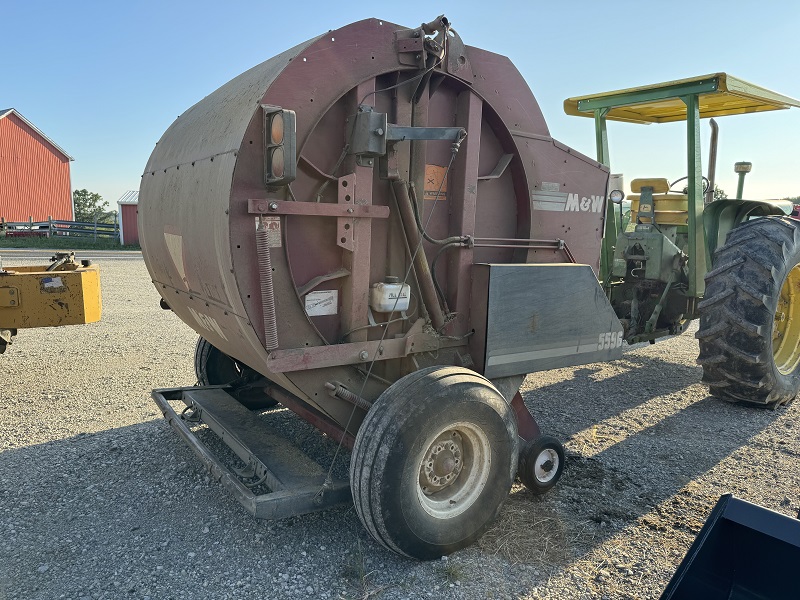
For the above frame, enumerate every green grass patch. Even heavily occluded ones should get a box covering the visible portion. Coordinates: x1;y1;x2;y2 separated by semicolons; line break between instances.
0;234;139;251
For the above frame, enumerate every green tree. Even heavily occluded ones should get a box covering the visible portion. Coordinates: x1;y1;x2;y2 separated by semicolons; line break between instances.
72;189;111;223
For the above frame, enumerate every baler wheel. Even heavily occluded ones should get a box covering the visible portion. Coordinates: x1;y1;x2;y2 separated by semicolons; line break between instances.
194;337;277;410
518;435;565;495
697;216;800;407
350;366;518;560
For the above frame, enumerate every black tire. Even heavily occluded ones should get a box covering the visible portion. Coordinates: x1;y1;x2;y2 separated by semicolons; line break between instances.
518;435;565;495
350;366;518;560
697;216;800;407
194;337;277;410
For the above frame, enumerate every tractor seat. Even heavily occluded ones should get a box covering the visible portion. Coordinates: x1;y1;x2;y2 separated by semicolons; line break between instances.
630;178;670;194
628;178;689;226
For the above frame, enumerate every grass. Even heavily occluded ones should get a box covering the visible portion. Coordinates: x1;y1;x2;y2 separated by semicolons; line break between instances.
479;484;575;565
439;561;464;584
0;234;139;251
340;539;394;599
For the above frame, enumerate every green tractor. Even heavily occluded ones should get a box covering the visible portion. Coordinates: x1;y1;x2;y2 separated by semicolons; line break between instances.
565;73;800;407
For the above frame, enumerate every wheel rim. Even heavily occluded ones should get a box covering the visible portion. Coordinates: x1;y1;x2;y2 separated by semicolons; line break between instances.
416;421;491;519
773;264;800;375
534;448;559;484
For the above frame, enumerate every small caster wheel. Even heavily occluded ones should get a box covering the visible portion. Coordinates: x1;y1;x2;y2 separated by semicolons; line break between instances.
518;435;565;495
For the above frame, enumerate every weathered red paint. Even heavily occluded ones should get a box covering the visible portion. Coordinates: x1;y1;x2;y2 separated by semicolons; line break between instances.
120;203;139;245
139;18;609;437
0;110;73;221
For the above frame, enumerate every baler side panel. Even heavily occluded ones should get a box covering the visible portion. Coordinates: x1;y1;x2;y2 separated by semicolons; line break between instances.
473;263;623;378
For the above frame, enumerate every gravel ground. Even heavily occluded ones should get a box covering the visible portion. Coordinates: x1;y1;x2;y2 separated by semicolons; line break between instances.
1;251;798;600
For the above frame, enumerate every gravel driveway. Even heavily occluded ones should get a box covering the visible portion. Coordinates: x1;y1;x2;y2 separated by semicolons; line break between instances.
1;251;798;599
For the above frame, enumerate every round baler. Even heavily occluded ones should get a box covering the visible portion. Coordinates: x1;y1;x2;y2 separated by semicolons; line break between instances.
140;16;615;559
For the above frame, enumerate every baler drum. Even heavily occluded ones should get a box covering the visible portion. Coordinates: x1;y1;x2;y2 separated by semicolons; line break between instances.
139;17;608;428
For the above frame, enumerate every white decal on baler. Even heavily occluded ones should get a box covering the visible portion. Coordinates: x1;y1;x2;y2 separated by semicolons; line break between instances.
486;339;607;367
565;193;605;213
597;331;623;350
188;307;228;341
305;290;338;316
531;191;567;211
531;191;605;213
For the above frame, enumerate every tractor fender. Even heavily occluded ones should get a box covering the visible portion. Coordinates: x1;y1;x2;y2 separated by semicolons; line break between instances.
703;198;793;256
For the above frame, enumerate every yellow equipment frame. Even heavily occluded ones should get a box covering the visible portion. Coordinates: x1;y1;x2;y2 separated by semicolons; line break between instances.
0;260;101;329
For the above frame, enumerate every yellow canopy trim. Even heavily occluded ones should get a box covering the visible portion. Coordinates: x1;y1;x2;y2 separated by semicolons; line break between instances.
564;73;800;124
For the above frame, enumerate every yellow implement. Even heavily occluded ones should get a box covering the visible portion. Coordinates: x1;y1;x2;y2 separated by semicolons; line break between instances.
0;253;101;350
564;73;800;124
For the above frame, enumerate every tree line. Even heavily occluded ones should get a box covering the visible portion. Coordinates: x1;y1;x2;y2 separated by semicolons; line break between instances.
72;189;114;223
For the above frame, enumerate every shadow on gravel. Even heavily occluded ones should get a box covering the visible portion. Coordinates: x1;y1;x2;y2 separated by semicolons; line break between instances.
0;366;790;599
483;390;789;586
0;417;363;600
522;353;704;439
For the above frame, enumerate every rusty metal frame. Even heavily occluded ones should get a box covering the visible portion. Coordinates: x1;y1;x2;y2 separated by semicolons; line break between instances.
151;386;351;520
266;318;438;372
248;199;389;219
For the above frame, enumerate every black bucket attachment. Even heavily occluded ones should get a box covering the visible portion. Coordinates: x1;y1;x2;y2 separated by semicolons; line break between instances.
661;494;800;599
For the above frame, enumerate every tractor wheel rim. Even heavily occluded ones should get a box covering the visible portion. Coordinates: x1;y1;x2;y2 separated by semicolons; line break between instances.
534;448;559;483
773;264;800;375
416;422;491;519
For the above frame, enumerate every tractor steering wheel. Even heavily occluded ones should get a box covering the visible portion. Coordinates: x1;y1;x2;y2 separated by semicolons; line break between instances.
669;175;710;194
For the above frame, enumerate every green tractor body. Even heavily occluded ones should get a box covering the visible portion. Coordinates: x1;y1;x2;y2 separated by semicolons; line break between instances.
565;73;800;406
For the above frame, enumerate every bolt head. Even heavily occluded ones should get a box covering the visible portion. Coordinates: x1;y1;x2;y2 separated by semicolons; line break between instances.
359;350;369;361
268;202;279;211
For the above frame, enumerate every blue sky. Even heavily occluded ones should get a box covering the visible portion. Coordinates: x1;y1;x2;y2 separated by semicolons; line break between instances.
5;0;800;206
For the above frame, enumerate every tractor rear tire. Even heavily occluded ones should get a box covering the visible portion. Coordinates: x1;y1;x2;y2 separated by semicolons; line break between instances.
194;337;277;410
697;216;800;407
350;366;518;560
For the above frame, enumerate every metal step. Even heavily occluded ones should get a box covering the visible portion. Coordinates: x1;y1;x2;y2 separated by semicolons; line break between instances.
152;386;351;520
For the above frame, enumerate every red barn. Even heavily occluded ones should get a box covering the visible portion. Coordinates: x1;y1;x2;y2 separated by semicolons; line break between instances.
0;108;74;222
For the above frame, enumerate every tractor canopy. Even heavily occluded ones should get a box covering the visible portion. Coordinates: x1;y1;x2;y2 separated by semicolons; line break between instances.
563;72;800;124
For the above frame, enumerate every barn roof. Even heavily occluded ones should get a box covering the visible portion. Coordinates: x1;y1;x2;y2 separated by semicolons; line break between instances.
0;108;74;161
117;190;139;204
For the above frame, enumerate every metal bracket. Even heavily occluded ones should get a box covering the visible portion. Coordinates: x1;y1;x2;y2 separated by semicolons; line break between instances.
395;29;426;68
337;174;356;251
0;287;20;307
347;106;466;158
265;319;438;373
478;154;513;181
248;199;389;219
